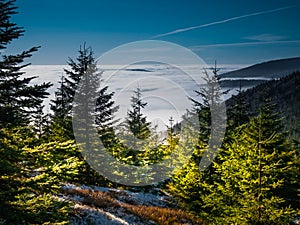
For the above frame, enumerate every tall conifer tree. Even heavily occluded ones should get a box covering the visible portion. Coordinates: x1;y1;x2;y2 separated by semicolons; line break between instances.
51;45;118;140
126;87;151;141
0;0;51;128
204;97;297;224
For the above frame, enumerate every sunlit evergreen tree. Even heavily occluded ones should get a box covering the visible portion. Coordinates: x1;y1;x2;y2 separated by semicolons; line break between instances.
168;64;227;214
204;97;297;224
0;2;83;224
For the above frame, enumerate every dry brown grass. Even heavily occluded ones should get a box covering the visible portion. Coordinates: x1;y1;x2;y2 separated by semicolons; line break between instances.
64;188;207;225
64;188;121;208
123;203;207;225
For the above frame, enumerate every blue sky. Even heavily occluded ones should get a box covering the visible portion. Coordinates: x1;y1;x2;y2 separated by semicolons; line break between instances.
12;0;300;65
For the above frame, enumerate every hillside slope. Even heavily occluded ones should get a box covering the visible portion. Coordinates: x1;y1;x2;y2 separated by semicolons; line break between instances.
226;71;300;137
220;57;300;89
221;57;300;79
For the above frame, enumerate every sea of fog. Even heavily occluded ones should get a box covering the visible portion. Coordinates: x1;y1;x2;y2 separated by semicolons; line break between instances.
22;64;249;130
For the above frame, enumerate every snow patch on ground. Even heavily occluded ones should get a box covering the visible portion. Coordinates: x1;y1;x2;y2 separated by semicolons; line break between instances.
71;204;130;225
63;183;175;207
62;183;175;225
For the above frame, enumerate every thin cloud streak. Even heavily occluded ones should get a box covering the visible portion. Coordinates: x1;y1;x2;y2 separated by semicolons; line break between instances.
190;40;300;50
245;33;286;42
152;5;298;39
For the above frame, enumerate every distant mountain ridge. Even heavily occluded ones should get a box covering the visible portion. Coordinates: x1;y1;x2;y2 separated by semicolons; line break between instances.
221;57;300;79
219;57;300;90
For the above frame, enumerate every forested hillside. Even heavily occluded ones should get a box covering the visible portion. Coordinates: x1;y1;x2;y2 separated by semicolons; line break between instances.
220;57;300;90
226;71;300;138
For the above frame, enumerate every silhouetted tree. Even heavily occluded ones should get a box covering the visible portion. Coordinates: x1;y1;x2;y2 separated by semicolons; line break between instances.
51;45;118;140
0;0;51;128
188;62;227;147
31;104;51;140
227;81;250;130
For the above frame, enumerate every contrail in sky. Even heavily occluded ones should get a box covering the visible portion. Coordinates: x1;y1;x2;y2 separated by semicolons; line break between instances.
152;5;297;39
190;40;300;50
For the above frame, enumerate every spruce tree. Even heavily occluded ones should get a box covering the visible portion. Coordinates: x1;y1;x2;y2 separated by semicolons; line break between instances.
50;74;70;119
70;46;121;186
168;64;227;214
64;44;95;109
31;104;51;140
126;87;151;141
0;0;51;128
165;116;179;153
227;81;250;131
51;45;118;141
50;45;95;140
188;62;227;147
118;87;151;164
205;97;297;224
50;74;74;140
0;2;89;223
72;50;101;149
0;127;83;224
95;85;119;130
